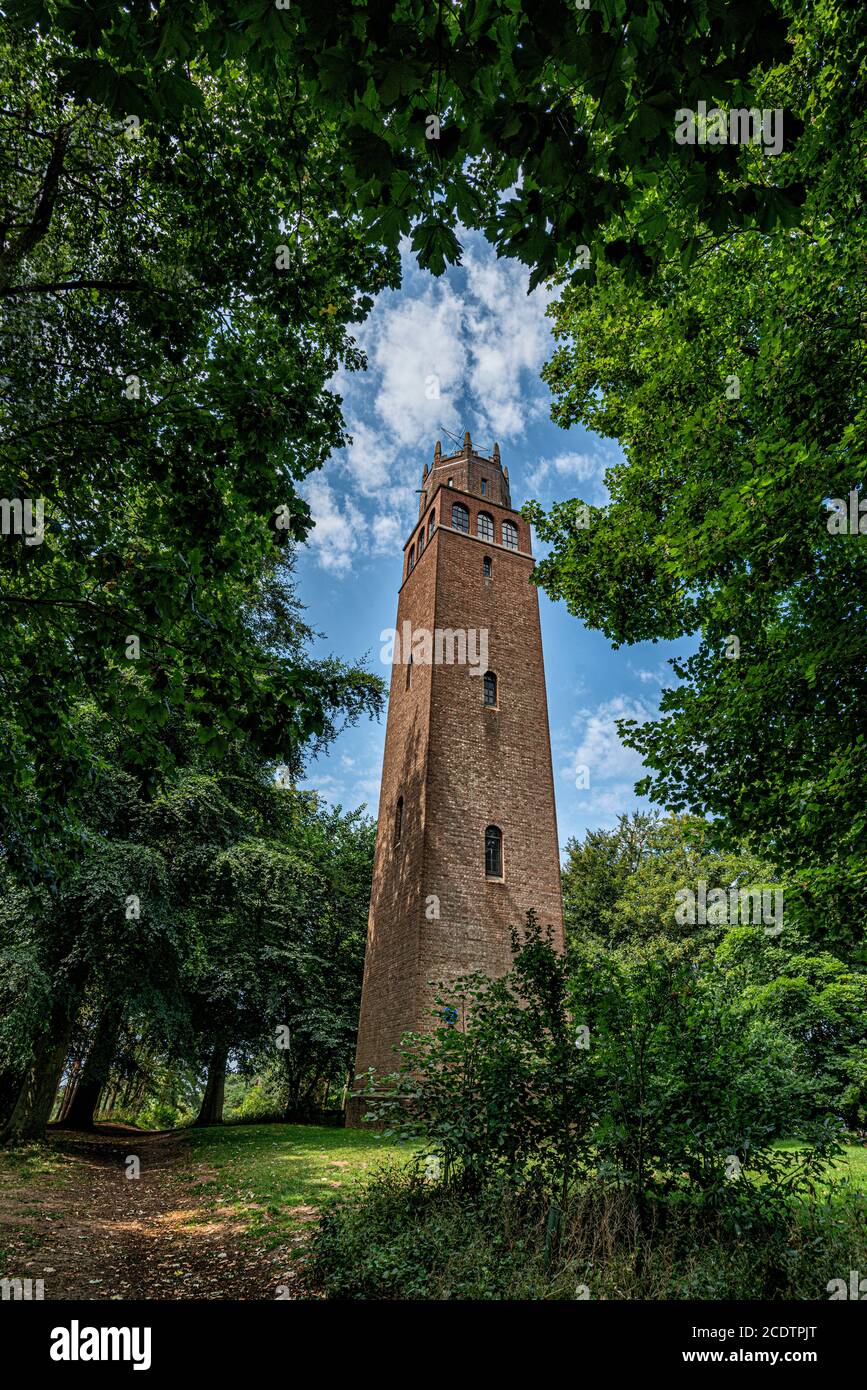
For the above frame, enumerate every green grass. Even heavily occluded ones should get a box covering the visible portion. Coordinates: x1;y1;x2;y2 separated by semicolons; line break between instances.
774;1141;867;1193
179;1127;867;1252
0;1144;68;1183
184;1123;419;1248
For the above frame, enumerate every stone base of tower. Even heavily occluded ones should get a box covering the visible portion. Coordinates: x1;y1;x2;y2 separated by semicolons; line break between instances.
345;1092;389;1129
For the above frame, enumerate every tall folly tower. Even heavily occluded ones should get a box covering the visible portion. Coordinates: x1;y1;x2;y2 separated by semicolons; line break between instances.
347;435;564;1123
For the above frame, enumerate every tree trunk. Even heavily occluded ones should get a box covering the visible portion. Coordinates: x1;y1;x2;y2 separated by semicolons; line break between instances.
2;1029;71;1144
101;1080;119;1119
56;1053;84;1123
0;1066;26;1131
194;1043;228;1127
63;1001;124;1131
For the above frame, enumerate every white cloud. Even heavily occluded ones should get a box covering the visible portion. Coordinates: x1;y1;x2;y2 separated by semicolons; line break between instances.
559;694;658;824
527;448;614;503
304;477;365;575
629;661;674;687
370;509;405;553
311;233;614;572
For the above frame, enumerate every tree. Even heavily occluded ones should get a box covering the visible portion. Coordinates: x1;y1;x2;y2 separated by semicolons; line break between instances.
561;812;659;948
716;926;867;1129
4;0;804;285
1;549;383;1140
528;4;867;956
0;30;396;871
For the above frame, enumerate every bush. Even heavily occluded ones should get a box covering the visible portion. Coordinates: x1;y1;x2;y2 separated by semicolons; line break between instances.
309;1163;867;1301
361;916;844;1217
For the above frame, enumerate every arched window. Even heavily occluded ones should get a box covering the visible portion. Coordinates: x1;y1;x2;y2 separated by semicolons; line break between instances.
483;671;497;707
406;654;413;690
428;512;435;539
394;796;403;845
477;511;494;542
502;520;518;550
483;555;492;578
452;502;469;533
417;528;424;556
407;544;415;574
485;824;503;878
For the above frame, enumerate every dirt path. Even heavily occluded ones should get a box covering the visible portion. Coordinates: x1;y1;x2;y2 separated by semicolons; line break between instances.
0;1126;309;1300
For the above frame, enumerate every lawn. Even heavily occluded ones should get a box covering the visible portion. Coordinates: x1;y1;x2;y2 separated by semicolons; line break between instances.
775;1139;867;1194
183;1122;419;1248
179;1125;867;1252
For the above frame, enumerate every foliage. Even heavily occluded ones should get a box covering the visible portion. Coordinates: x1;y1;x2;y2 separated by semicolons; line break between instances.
562;812;777;951
716;926;867;1130
1;553;379;1139
0;30;393;870
364;916;842;1220
527;3;867;957
310;1160;867;1301
3;0;810;290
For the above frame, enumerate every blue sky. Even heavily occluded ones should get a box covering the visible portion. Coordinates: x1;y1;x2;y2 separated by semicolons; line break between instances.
295;231;693;854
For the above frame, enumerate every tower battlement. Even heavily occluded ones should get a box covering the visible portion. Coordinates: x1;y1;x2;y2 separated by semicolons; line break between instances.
419;431;511;514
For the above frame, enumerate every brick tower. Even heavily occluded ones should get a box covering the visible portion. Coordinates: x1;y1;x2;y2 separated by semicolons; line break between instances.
346;435;564;1124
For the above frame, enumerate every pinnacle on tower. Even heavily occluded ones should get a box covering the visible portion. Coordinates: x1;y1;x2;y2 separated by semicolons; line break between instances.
463;430;472;452
493;442;500;464
434;439;441;461
422;461;428;480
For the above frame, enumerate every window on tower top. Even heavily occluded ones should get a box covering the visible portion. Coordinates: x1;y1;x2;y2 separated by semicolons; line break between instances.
477;512;494;543
480;479;487;496
452;502;469;533
485;824;503;878
483;555;492;578
502;520;518;550
483;671;497;707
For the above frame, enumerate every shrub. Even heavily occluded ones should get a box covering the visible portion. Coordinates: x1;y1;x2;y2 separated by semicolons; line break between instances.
309;1163;867;1301
362;916;844;1219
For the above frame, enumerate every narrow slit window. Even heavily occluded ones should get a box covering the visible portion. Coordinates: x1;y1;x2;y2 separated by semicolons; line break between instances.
394;796;403;845
483;671;497;707
406;655;413;690
483;555;492;578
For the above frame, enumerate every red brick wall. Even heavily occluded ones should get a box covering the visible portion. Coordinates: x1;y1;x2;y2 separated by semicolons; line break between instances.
349;453;564;1120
